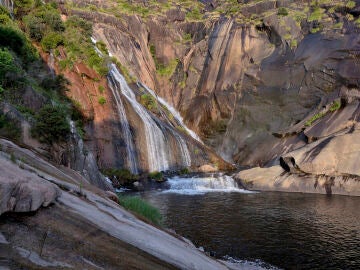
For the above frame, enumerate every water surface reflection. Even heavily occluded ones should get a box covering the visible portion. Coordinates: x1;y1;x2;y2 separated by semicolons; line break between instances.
142;192;360;269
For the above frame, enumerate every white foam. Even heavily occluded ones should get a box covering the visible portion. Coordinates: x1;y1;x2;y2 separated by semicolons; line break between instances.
139;83;202;143
220;256;281;270
109;64;170;172
164;175;256;195
115;187;132;193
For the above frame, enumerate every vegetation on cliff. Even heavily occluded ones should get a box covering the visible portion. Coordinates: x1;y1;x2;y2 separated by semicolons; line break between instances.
0;1;83;145
21;1;108;75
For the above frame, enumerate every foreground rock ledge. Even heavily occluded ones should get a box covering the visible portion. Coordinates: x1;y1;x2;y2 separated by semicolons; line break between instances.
0;143;229;269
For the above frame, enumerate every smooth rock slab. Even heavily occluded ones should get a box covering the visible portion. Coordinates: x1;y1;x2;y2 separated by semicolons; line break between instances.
0;157;60;215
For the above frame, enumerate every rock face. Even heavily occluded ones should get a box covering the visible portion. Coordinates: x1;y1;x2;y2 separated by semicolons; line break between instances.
43;32;230;174
60;0;360;172
235;120;360;196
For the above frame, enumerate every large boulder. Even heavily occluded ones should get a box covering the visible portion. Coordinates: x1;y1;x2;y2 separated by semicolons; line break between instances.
235;126;360;196
0;157;60;215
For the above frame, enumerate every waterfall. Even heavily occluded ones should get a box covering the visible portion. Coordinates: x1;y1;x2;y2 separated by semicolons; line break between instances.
139;83;192;167
108;64;170;172
91;37;190;171
107;74;139;174
154;117;191;168
165;175;255;195
48;50;55;78
173;133;191;167
139;83;202;143
90;37;138;173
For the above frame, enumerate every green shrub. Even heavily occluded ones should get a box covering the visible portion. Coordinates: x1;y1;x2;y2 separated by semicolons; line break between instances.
0;48;21;86
40;75;68;93
140;94;157;111
290;39;298;48
0;114;21;141
346;1;356;9
15;105;35;117
98;85;105;93
23;14;45;41
278;7;288;16
183;32;192;42
10;153;16;163
41;32;64;51
179;167;190;175
149;44;156;58
156;59;179;77
31;105;70;144
98;96;106;105
355;17;360;27
102;168;138;184
305;112;326;126
0;6;10;17
0;25;37;62
310;27;321;33
333;22;343;29
186;7;202;21
0;14;11;24
14;0;35;17
59;59;72;70
148;171;163;181
96;41;108;55
65;16;92;36
43;9;64;32
329;100;341;112
117;195;162;226
308;7;325;22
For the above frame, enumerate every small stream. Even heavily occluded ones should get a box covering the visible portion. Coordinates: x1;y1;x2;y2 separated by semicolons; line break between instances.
139;176;360;269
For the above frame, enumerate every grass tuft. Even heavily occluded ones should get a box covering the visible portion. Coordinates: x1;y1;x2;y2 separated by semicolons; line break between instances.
118;195;163;226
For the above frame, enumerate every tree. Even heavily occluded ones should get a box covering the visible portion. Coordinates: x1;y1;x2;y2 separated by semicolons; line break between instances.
41;32;64;51
31;105;70;144
0;48;19;86
23;14;45;41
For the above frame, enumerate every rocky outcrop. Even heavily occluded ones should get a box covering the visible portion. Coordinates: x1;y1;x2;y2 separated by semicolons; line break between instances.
0;140;230;269
236;165;360;196
0;157;60;215
235;116;360;196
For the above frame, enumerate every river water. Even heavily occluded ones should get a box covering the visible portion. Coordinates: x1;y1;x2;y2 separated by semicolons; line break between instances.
140;178;360;269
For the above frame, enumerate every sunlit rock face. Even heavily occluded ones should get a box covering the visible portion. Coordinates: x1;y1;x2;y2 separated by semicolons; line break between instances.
55;0;360;174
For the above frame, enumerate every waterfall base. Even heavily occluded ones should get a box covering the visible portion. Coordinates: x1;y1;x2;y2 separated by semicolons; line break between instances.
163;175;256;195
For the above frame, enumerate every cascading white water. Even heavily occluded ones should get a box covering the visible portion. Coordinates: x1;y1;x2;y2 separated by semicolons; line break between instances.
139;83;202;143
48;50;55;78
91;37;191;171
165;175;255;195
108;75;139;174
173;133;191;167
90;37;138;173
154;117;191;168
139;83;192;167
109;64;170;172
